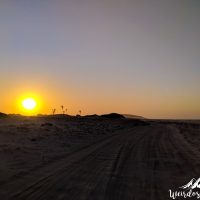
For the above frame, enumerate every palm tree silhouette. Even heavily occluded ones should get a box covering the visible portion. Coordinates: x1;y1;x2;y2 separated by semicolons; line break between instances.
61;105;64;114
52;109;56;115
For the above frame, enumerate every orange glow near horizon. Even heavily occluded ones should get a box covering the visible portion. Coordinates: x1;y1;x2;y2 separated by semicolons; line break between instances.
0;85;199;119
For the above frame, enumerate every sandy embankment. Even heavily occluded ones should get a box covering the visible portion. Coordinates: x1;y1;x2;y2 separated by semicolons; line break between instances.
0;116;200;200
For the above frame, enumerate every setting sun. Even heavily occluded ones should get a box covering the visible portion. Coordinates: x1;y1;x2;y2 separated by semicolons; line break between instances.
17;93;42;115
22;98;37;110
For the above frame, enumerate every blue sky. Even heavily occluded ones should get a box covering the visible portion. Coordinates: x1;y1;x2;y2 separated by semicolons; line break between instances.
0;0;200;118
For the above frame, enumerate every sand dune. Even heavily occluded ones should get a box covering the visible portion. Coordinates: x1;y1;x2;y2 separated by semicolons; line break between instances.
0;116;200;199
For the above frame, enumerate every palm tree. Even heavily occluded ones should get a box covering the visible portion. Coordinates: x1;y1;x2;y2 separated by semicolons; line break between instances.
52;109;56;115
61;105;64;114
78;110;82;116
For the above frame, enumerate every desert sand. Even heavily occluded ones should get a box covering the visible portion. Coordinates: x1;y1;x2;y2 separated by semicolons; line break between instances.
0;115;200;200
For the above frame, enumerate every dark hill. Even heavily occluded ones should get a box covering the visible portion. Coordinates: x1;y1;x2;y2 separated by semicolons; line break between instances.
100;113;125;119
0;112;7;118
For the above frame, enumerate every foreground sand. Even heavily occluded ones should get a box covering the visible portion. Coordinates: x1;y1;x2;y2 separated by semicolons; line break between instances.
0;116;200;199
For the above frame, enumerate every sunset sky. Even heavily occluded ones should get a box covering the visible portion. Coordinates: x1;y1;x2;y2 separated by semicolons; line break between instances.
0;0;200;119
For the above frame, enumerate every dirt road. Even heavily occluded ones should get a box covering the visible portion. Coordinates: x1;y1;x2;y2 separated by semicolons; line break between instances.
1;123;200;200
